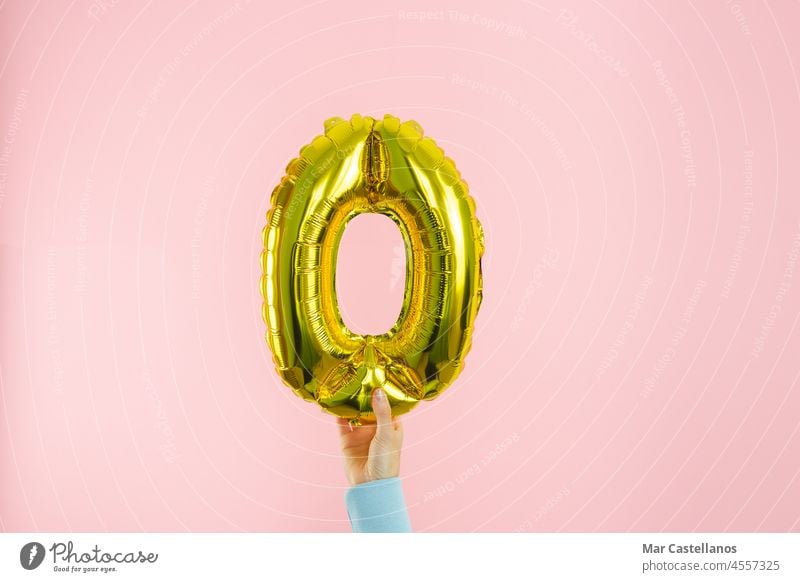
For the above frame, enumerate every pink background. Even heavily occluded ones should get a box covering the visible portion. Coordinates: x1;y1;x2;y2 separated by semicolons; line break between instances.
1;0;799;532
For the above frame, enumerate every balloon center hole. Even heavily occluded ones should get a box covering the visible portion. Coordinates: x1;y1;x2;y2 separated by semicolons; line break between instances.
335;213;406;336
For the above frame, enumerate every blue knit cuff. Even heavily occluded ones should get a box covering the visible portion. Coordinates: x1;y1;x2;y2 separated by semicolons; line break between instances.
344;477;412;533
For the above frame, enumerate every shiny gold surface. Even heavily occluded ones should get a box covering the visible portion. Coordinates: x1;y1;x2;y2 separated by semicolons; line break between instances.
261;114;483;424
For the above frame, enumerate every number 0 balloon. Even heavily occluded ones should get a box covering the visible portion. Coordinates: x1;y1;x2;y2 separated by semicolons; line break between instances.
260;114;484;424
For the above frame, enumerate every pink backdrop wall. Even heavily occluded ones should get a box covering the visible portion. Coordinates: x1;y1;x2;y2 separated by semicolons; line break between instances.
1;0;799;532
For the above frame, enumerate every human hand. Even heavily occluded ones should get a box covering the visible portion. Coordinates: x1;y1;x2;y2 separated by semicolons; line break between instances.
336;388;403;486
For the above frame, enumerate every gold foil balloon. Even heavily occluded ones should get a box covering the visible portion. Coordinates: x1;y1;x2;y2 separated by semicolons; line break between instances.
261;114;483;424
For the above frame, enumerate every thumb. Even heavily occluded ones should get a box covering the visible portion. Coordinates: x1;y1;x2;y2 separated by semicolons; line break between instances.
372;388;393;441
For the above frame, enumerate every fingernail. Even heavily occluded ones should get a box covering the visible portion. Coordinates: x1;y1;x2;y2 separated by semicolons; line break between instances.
374;388;385;401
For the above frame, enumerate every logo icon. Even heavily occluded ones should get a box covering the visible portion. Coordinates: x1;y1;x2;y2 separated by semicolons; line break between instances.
20;542;45;570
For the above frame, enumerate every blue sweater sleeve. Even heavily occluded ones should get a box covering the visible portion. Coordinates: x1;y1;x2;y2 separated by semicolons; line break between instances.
344;477;412;533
